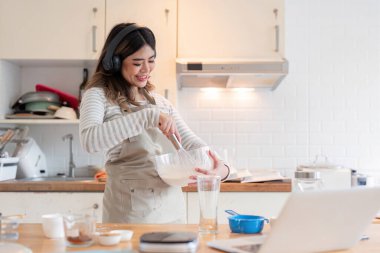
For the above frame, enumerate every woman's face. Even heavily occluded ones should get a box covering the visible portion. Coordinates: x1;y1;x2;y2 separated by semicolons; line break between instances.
121;44;156;89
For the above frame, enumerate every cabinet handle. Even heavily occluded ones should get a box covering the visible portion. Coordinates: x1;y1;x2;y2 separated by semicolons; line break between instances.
164;89;169;99
92;7;98;53
92;25;97;53
273;8;279;52
275;25;279;52
92;203;99;210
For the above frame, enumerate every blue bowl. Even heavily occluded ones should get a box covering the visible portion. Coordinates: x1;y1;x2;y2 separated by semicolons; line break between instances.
228;215;269;234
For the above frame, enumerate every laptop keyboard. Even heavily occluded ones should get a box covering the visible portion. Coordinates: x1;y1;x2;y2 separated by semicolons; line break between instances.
234;244;262;253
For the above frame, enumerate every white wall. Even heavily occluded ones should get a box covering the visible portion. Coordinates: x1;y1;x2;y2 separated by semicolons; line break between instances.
6;0;380;177
177;0;380;175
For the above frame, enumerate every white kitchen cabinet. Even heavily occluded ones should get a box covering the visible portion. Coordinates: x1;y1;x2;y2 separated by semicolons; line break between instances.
177;0;284;59
0;0;105;60
106;0;177;103
0;192;103;223
0;192;189;223
187;192;290;224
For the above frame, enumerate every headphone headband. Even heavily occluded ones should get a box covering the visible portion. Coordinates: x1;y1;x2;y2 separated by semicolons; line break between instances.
102;24;140;72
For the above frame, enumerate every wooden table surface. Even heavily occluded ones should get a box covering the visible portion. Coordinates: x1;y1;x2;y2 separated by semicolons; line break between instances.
9;222;380;253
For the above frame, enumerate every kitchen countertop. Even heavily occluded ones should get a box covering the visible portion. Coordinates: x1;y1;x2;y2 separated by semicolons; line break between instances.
10;221;380;253
0;179;291;192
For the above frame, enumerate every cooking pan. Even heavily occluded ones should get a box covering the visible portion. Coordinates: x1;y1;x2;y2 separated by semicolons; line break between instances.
36;84;79;110
12;91;60;108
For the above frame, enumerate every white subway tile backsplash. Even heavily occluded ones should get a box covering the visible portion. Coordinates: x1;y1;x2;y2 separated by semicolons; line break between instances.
321;121;346;133
236;134;272;145
182;110;211;121
212;110;235;121
261;146;285;157
296;134;309;145
309;133;334;145
309;108;334;121
272;133;297;145
197;134;212;144
284;121;308;133
247;158;273;169
272;158;298;170
185;121;200;133
234;146;260;158
211;134;235;146
370;122;380;133
285;146;309;157
359;134;380;145
222;122;236;133
320;146;347;157
199;122;223;133
346;145;371;158
261;122;284;133
346;121;370;134
333;134;359;145
235;109;273;121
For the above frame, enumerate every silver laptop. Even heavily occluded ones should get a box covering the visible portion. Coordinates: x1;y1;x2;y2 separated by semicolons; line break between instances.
208;187;380;253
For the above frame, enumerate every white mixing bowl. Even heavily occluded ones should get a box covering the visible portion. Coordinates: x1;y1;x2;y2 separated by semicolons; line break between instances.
153;146;213;187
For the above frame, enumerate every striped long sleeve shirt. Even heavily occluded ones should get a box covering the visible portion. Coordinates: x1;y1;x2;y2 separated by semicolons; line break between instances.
79;87;206;162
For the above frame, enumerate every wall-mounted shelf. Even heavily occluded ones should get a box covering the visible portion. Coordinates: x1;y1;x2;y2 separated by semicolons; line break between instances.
0;119;79;125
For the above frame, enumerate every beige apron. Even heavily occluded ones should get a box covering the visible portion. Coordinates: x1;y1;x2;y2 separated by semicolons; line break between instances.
102;102;186;224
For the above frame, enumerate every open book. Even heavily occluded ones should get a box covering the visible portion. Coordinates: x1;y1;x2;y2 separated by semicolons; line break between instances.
227;169;286;183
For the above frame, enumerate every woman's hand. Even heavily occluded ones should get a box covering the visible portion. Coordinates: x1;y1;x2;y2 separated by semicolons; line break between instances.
158;112;181;142
189;150;230;183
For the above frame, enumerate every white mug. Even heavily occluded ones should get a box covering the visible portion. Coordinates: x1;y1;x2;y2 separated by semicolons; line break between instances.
41;213;64;239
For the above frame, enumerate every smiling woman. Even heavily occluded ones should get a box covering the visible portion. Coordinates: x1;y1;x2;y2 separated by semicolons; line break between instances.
79;23;230;225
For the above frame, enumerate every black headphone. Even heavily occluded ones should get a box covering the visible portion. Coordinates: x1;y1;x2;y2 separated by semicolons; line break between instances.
102;24;140;73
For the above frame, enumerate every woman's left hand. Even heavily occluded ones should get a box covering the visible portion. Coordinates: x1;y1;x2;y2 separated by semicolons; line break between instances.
188;150;230;183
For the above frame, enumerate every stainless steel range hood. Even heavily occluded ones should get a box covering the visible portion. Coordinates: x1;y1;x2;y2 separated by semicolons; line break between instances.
176;58;289;90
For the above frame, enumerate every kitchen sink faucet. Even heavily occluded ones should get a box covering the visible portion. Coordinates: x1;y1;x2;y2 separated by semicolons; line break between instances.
62;134;76;178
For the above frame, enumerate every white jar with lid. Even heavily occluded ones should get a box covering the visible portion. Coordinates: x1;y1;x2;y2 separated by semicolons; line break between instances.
293;170;323;192
296;155;351;190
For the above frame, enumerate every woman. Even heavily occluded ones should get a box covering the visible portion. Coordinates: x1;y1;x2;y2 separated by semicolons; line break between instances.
79;23;230;224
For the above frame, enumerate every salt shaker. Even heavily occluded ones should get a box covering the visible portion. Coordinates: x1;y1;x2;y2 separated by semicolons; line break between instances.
293;171;323;192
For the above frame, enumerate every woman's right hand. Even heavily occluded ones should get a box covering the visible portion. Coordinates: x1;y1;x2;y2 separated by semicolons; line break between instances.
158;112;181;142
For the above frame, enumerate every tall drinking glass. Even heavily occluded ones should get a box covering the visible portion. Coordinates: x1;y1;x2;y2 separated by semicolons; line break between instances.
197;175;221;234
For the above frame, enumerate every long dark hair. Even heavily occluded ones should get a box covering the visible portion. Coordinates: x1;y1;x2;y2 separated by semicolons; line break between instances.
86;23;156;109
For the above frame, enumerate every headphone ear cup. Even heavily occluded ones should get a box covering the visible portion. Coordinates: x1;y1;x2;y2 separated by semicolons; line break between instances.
112;55;121;72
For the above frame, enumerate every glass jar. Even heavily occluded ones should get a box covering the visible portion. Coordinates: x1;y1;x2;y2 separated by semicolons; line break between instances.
293;171;323;192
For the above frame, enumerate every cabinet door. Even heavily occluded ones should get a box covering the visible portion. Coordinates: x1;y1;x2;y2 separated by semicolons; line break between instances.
106;0;177;103
0;192;103;223
178;0;284;58
0;0;105;60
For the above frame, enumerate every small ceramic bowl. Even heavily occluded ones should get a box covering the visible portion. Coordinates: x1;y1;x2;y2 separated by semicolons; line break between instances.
111;230;133;241
97;231;122;246
54;106;77;120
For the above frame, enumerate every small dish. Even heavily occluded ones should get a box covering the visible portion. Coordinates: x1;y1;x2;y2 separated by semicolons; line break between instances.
54;106;77;120
97;231;121;246
111;229;133;241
